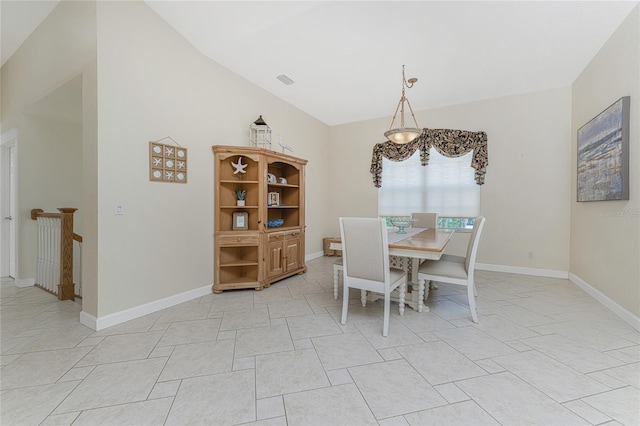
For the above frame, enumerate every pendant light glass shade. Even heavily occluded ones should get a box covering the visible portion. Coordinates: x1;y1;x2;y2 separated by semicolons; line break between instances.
384;127;422;144
385;65;421;144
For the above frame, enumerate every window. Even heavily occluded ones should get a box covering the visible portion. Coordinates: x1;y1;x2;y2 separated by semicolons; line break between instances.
378;149;479;229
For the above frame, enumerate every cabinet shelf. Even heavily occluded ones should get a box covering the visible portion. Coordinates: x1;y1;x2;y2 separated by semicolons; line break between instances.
266;226;300;233
268;183;299;188
221;206;259;209
220;260;259;267
268;205;299;209
220;180;259;184
220;277;261;286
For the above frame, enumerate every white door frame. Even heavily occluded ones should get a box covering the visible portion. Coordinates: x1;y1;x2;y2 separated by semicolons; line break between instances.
1;129;19;278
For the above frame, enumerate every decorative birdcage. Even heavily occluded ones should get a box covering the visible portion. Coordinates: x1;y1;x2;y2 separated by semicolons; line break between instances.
249;115;272;149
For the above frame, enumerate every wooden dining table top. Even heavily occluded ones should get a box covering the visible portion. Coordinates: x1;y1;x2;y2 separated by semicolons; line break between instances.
388;228;454;252
328;227;455;260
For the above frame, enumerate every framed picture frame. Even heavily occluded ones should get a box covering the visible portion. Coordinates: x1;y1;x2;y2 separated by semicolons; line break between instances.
268;192;280;206
149;141;187;183
232;212;248;230
577;96;630;202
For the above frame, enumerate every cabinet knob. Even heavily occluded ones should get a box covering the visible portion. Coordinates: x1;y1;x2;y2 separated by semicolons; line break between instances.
237;237;242;242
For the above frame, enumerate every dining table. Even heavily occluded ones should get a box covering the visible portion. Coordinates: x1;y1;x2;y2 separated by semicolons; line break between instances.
329;227;455;313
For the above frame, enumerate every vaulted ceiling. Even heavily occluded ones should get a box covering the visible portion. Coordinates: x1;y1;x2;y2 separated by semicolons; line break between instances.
2;1;637;125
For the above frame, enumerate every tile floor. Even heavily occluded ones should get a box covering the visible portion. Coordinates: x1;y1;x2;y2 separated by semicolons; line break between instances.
1;256;639;425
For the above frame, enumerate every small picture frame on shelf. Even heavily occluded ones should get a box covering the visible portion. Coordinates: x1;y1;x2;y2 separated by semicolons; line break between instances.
232;212;249;230
268;192;280;206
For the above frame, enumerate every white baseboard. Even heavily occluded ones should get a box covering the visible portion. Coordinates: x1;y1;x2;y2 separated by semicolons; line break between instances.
569;273;640;332
15;277;35;288
306;251;325;262
476;263;568;279
80;284;213;331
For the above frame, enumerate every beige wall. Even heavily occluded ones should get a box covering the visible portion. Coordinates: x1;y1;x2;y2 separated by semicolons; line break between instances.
93;1;330;317
571;5;640;317
329;87;572;272
0;1;96;289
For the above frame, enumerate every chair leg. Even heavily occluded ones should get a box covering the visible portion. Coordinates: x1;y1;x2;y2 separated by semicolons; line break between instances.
361;290;367;307
383;292;391;337
398;281;406;316
417;279;426;313
333;268;340;300
467;283;478;323
341;284;349;325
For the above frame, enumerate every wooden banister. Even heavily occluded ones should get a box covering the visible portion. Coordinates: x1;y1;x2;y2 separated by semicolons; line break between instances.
31;208;62;220
58;208;77;300
31;207;80;301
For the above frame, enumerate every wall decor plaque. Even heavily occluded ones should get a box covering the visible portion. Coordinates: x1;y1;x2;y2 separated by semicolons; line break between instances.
149;141;188;183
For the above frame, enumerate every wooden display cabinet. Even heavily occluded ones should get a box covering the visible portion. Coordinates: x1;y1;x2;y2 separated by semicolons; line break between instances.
213;146;307;293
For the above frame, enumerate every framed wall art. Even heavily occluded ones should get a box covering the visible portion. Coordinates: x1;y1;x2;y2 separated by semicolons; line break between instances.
149;140;188;183
577;96;630;202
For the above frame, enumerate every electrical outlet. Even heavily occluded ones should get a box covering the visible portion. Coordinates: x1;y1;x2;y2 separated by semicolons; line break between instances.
528;251;535;260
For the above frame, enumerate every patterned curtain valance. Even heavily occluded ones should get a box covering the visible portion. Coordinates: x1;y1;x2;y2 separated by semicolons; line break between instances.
370;128;488;188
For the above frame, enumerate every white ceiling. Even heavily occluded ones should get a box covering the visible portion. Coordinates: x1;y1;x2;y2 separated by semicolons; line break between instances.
2;1;638;126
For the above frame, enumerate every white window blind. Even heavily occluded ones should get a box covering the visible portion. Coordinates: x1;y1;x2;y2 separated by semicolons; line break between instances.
378;149;480;217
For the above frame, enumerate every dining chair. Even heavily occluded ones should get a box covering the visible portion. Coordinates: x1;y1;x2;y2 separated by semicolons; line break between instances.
339;217;407;336
417;216;486;323
411;212;438;228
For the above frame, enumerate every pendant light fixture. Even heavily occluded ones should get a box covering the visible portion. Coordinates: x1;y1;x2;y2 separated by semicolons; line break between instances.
384;65;421;144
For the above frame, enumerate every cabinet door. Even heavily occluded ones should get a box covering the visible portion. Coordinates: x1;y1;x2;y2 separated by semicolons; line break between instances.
284;237;301;272
266;240;284;279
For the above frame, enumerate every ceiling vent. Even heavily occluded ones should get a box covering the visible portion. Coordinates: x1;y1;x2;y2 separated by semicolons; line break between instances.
276;74;295;85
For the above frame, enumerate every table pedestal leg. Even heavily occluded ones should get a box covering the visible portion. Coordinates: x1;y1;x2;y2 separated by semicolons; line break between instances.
365;256;433;313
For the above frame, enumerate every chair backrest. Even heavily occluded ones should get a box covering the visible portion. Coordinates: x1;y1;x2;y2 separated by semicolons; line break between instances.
339;217;390;283
465;216;486;273
411;212;438;228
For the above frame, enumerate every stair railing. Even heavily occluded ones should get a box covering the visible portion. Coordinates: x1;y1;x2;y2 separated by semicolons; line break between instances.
30;208;81;300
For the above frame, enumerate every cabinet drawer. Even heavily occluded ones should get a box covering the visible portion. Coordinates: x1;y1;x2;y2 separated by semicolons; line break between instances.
218;234;259;246
268;229;302;241
268;232;286;242
285;230;301;239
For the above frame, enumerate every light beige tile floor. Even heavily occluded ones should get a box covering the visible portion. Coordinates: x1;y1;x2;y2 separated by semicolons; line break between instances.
1;256;639;425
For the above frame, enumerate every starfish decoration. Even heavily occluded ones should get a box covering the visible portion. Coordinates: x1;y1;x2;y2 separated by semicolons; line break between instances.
153;158;162;166
165;171;174;180
231;157;248;174
165;147;174;156
177;161;185;169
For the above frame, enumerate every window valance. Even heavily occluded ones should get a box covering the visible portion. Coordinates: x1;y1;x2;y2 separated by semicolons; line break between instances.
370;128;488;187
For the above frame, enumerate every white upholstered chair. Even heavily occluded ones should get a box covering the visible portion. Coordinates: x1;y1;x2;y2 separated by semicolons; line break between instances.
417;216;486;323
339;217;407;337
411;212;438;228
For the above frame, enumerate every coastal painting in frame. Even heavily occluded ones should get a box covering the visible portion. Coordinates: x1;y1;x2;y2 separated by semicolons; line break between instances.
577;96;630;202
